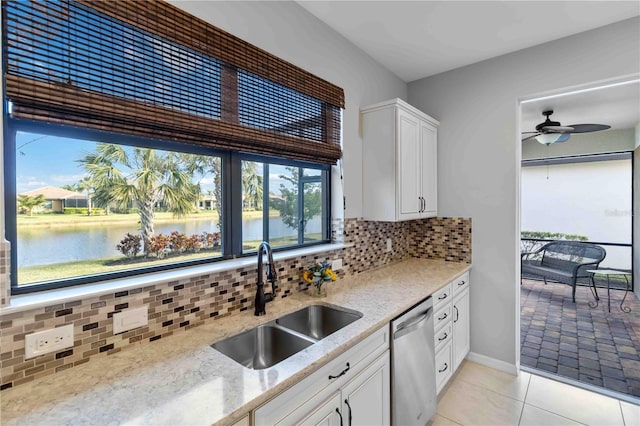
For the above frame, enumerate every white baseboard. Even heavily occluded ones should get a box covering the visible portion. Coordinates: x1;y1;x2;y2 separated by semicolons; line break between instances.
466;351;518;375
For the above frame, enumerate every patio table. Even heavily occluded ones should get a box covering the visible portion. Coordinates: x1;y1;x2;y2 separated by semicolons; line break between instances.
587;269;632;313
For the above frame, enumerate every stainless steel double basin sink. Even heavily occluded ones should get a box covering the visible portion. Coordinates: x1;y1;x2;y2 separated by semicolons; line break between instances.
211;304;363;370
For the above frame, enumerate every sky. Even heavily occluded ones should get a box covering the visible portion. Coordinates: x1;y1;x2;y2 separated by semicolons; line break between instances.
16;132;87;193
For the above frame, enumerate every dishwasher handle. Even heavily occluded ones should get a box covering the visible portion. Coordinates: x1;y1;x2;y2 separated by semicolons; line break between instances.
393;307;432;340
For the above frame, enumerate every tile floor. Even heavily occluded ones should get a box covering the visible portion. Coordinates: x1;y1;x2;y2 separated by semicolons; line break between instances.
433;360;639;425
520;278;640;397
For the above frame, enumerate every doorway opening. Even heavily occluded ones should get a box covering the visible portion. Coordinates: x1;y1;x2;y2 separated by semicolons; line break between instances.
519;78;640;402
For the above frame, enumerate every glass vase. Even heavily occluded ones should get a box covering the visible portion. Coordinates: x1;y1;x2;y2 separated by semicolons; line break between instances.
310;285;327;298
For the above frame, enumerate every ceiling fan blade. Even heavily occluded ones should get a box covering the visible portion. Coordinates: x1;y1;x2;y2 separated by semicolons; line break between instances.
522;133;540;142
540;125;574;133
566;124;611;133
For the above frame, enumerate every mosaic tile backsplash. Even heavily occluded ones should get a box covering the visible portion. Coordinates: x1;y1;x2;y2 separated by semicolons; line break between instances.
0;217;470;391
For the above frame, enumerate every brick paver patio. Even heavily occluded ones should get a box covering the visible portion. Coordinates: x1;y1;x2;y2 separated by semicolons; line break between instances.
520;278;640;397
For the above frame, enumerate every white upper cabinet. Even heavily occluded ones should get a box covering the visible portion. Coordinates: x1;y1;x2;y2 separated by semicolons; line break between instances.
362;98;439;221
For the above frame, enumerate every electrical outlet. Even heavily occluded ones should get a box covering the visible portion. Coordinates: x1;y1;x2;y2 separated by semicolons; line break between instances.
386;238;392;252
25;324;74;359
113;306;148;334
333;259;343;271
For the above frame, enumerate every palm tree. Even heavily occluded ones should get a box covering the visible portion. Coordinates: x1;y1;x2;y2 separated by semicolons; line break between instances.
76;176;94;215
79;143;129;215
17;194;47;216
61;183;81;192
79;143;198;254
242;161;263;210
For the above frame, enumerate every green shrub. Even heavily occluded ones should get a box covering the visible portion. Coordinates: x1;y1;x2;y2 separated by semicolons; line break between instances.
521;231;588;254
63;207;105;215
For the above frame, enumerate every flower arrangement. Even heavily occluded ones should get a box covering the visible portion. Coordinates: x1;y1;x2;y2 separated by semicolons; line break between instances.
303;260;337;293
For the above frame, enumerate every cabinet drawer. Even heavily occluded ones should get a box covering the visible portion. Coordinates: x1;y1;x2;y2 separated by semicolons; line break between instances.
254;326;388;426
434;322;452;353
433;283;452;309
435;343;452;394
452;271;470;296
434;304;451;331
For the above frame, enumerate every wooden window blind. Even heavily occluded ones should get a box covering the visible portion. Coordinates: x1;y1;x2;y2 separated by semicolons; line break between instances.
3;0;344;164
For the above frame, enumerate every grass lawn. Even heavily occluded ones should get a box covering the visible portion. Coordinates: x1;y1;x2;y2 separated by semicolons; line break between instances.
17;209;276;228
19;250;223;284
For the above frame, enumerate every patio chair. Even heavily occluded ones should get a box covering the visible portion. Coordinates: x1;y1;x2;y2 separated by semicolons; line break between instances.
521;241;606;302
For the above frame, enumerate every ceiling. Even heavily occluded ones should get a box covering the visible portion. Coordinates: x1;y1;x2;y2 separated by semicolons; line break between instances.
297;1;640;134
521;80;640;133
297;1;640;83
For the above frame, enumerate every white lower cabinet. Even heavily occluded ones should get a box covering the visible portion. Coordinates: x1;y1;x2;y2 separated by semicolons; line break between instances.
433;271;471;394
340;352;390;425
284;352;390;426
254;327;389;426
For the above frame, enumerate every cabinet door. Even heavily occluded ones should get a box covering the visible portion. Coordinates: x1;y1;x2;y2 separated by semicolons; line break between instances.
420;121;437;215
341;351;390;426
294;392;343;426
453;288;470;371
397;109;422;220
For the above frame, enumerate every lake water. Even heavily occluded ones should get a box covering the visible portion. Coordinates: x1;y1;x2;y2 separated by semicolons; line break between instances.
18;216;320;267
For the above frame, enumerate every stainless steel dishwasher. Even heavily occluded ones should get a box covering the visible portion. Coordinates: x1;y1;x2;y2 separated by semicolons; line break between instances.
390;296;436;425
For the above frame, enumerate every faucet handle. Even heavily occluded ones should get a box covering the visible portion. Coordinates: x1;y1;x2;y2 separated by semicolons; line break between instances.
266;263;277;282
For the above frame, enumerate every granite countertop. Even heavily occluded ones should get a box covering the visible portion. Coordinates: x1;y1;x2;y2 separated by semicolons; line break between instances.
0;258;471;426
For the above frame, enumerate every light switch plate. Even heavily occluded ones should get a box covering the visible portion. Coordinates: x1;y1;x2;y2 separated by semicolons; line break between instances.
113;306;148;334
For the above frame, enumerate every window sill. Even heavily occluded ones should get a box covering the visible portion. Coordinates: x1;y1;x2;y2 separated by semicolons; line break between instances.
1;243;350;315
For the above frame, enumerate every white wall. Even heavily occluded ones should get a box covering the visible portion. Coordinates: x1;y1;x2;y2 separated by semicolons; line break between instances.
522;160;632;269
408;17;640;368
168;1;407;220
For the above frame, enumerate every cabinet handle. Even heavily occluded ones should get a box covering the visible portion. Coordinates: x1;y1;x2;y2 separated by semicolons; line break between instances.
328;362;350;380
439;363;448;373
458;280;466;286
336;408;344;426
422;197;426;212
437;312;448;321
454;305;459;323
438;293;448;301
344;399;353;426
438;332;448;341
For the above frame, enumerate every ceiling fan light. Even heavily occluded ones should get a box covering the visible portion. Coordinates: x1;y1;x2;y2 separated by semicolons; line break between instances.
535;133;564;144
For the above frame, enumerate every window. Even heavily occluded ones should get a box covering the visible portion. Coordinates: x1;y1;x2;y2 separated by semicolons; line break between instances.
7;127;330;292
13;130;224;288
241;161;329;252
3;0;341;294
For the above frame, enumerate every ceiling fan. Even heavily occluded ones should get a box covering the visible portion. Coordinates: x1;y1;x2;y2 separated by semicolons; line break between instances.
522;110;611;145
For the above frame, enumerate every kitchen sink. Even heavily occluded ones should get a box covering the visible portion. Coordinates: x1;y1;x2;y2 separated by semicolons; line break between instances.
211;304;363;369
211;324;314;370
276;304;363;340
